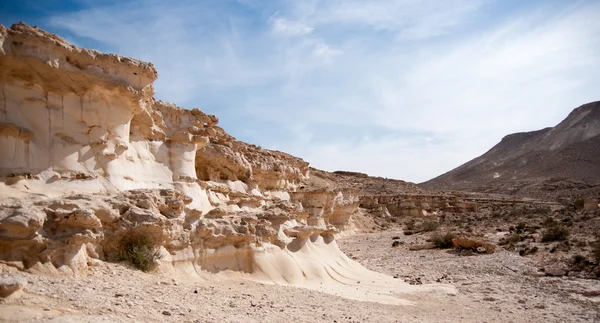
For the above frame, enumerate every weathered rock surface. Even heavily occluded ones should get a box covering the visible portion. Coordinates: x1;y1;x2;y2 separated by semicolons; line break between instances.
0;23;458;304
0;277;26;298
0;22;349;275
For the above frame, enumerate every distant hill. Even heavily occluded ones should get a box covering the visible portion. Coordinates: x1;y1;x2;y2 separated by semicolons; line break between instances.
421;101;600;200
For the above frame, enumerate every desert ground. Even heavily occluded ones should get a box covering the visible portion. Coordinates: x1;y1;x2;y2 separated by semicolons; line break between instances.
2;229;599;323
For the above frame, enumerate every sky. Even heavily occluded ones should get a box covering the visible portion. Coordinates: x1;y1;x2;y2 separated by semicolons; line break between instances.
1;0;599;183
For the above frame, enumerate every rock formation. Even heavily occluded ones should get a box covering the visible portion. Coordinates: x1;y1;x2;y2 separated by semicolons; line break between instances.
0;23;455;303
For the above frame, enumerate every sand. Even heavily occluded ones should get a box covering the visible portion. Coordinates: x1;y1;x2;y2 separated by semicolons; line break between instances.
1;229;599;323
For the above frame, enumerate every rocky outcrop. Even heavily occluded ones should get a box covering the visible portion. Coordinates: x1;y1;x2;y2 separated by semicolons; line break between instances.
358;194;477;218
0;22;360;283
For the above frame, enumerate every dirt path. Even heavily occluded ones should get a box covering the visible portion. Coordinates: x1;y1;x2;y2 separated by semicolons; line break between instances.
1;230;599;323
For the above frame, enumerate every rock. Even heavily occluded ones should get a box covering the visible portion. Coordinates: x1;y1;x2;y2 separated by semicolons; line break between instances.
162;311;172;316
452;237;496;254
0;23;367;281
0;277;27;298
544;266;567;277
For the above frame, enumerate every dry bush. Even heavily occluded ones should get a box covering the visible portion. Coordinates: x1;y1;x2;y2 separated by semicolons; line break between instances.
421;221;439;232
592;240;600;262
431;231;456;249
573;254;586;263
404;219;417;231
499;233;522;246
541;226;570;242
119;231;161;272
542;217;557;227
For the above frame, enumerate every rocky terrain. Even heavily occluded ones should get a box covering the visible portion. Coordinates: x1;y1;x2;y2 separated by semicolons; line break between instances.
0;229;598;323
0;21;454;310
422;101;600;201
1;22;599;323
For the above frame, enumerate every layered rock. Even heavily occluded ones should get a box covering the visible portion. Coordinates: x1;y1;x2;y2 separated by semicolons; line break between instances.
0;23;358;280
358;194;478;217
0;23;463;305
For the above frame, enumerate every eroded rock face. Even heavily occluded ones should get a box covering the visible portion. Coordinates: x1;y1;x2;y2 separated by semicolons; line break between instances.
0;23;356;278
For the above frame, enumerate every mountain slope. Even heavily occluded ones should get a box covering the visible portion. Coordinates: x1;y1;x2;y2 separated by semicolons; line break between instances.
422;101;600;199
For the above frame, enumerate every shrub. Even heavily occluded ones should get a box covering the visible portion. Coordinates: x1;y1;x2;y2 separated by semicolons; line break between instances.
592;240;600;262
499;233;522;246
541;226;570;242
431;231;456;249
405;219;416;231
118;231;161;272
542;218;557;227
573;198;585;210
421;221;439;232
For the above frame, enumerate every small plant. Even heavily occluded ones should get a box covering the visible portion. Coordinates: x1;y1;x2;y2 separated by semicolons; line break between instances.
499;233;522;246
592;240;600;262
542;217;557;227
118;231;161;272
533;206;551;214
573;254;586;263
404;219;416;231
421;221;439;232
431;231;456;249
573;198;585;210
541;226;570;242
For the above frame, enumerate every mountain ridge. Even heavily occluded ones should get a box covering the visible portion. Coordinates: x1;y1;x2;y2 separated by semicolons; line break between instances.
421;101;600;200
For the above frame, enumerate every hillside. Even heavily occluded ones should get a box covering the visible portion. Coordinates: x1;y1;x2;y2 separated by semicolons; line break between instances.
422;101;600;200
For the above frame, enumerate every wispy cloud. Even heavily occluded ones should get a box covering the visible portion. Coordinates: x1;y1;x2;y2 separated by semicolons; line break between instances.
270;17;313;36
312;43;342;61
44;0;600;182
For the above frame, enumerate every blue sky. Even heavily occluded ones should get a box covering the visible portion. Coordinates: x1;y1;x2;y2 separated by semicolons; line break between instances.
2;0;599;182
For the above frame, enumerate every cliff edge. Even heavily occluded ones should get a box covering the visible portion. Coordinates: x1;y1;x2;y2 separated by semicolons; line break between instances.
0;23;453;304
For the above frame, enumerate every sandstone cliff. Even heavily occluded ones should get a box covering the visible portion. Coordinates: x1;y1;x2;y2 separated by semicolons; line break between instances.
0;23;455;303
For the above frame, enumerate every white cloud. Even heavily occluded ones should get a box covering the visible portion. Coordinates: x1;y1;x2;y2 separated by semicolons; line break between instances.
45;0;600;183
270;17;313;36
312;43;342;61
294;0;485;38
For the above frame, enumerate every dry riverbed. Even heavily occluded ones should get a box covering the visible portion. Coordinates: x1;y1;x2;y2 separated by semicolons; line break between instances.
1;230;599;323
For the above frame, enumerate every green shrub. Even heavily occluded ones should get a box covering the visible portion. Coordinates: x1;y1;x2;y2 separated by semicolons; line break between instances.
541;226;570;242
431;231;456;249
119;231;161;272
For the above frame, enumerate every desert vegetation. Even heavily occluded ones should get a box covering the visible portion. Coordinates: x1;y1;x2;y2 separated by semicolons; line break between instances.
118;231;162;272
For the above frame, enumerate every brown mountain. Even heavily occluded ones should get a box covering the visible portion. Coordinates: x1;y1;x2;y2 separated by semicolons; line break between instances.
421;101;600;200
